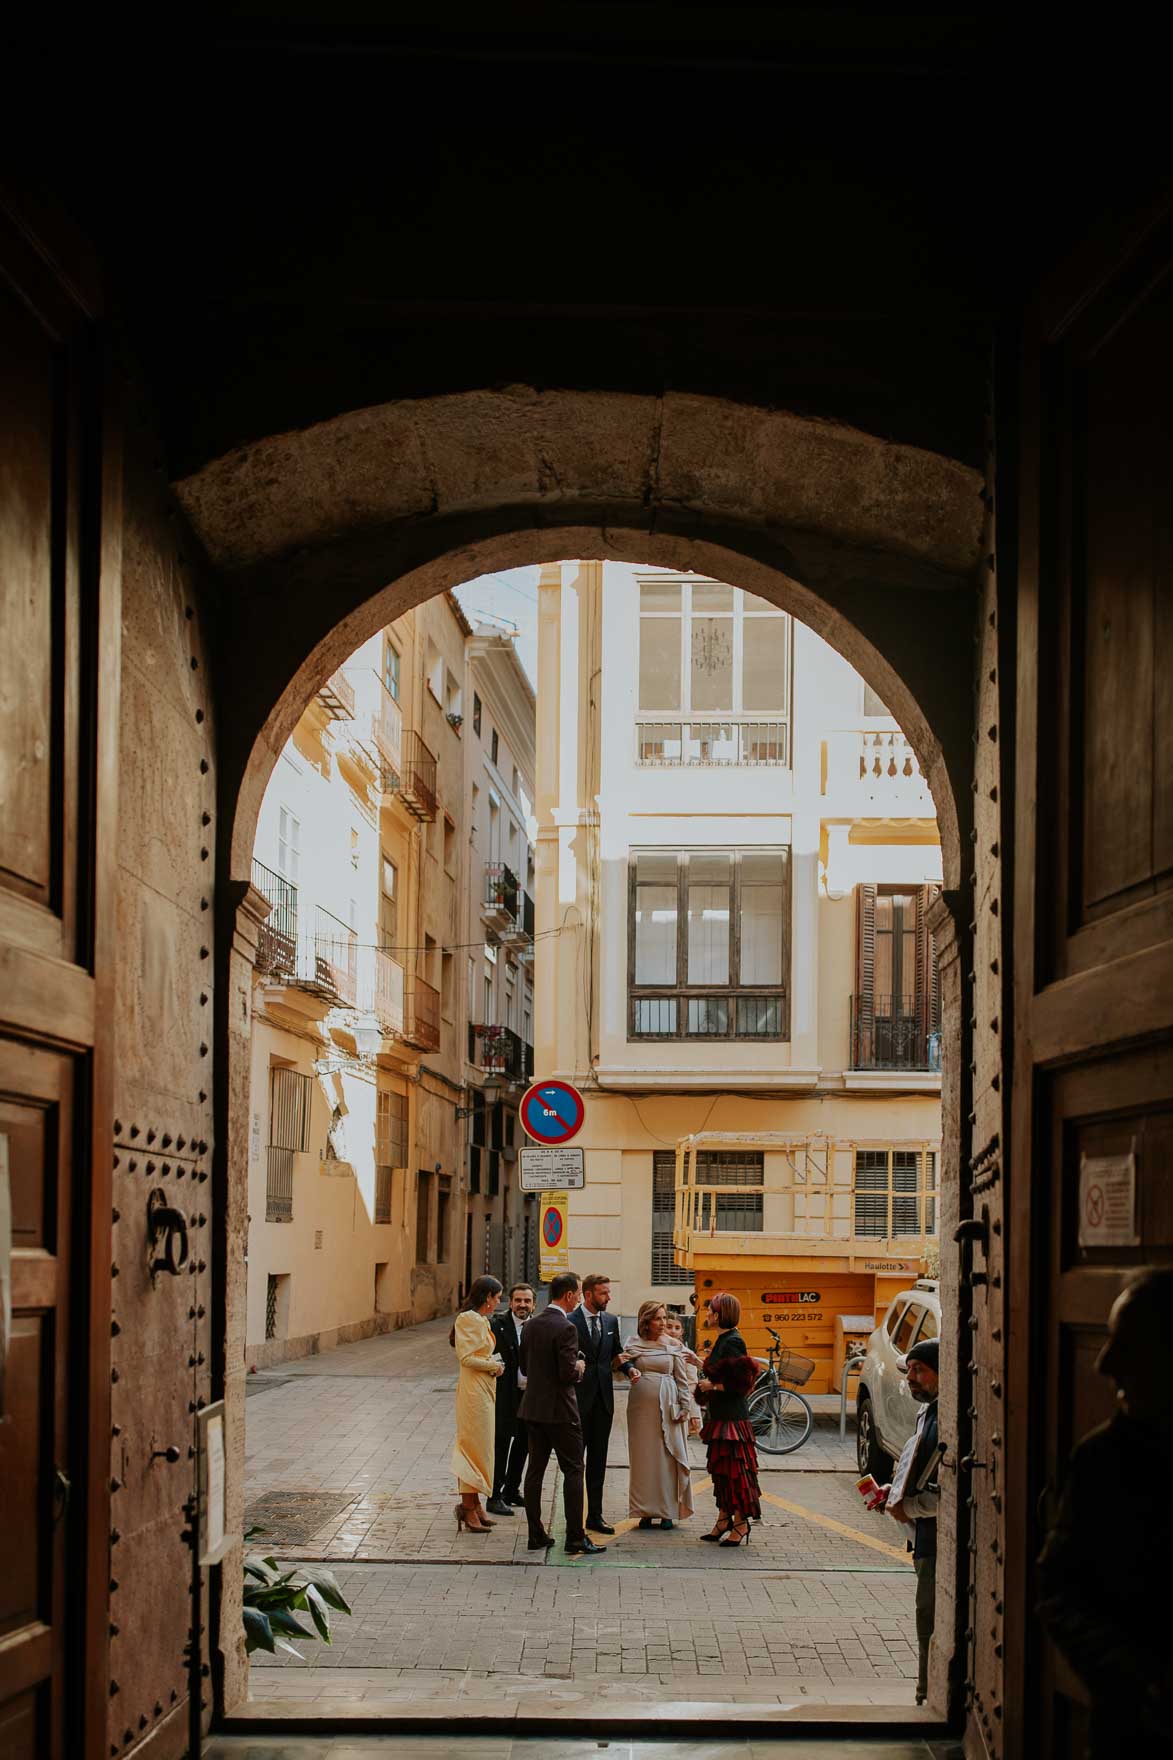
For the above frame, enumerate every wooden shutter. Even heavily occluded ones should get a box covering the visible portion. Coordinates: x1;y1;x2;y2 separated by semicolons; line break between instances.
914;885;938;1039
855;884;876;1064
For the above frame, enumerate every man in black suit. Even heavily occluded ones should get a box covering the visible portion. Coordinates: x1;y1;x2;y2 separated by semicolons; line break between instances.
518;1270;605;1556
487;1282;534;1516
570;1273;640;1534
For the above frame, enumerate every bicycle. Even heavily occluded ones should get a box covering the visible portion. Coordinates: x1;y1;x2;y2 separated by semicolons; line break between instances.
745;1326;815;1454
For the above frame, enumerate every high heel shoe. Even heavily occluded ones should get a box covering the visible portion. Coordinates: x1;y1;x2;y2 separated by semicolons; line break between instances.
455;1501;490;1534
719;1518;751;1546
700;1519;732;1542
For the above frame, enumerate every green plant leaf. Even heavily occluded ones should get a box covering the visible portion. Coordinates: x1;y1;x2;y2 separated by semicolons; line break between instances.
266;1607;316;1640
294;1565;352;1614
304;1583;333;1642
273;1637;304;1660
243;1607;275;1655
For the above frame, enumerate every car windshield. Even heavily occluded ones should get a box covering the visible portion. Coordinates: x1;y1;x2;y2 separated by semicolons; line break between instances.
914;1306;939;1343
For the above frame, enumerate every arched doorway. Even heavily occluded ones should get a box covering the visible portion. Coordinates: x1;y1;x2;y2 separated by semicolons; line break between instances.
184;389;980;1725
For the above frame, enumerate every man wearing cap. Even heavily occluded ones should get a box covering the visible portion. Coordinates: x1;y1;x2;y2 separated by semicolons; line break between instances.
882;1338;942;1706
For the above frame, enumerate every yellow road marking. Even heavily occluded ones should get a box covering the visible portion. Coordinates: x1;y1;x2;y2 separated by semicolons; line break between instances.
758;1488;910;1561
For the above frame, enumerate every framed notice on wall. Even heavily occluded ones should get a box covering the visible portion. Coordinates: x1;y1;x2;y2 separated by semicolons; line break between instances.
196;1400;235;1565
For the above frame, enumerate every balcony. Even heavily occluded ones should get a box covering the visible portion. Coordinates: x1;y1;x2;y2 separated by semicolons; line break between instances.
293;906;358;1006
404;975;441;1051
636;719;789;767
822;729;934;815
471;1023;532;1087
850;995;941;1072
481;861;520;936
316;670;356;721
360;946;406;1038
399;730;438;821
350;668;403;792
252;858;298;978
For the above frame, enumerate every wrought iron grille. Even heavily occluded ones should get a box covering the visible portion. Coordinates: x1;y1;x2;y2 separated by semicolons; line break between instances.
265;1147;294;1221
651;1152;692;1285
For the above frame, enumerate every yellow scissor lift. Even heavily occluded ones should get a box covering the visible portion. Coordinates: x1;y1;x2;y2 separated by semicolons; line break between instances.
673;1130;939;1394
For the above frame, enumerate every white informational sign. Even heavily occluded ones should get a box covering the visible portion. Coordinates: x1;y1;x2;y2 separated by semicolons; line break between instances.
1078;1150;1139;1249
197;1400;233;1564
520;1146;585;1191
250;1113;262;1170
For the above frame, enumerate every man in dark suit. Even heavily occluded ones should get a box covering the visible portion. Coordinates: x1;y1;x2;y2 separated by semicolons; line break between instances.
518;1270;605;1556
570;1273;639;1534
487;1282;534;1516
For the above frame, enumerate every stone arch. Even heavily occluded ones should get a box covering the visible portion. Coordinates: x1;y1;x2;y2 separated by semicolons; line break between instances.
176;387;983;888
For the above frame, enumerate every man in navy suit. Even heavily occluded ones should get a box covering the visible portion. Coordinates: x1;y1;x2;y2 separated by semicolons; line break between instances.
570;1273;640;1533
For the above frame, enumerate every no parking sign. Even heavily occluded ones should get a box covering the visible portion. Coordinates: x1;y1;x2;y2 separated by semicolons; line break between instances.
520;1079;585;1145
538;1190;570;1281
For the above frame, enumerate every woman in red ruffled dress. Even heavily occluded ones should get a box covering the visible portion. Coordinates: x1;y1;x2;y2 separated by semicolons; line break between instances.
695;1292;762;1546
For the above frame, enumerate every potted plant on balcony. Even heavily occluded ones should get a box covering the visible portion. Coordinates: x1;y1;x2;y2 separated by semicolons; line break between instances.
446;710;463;732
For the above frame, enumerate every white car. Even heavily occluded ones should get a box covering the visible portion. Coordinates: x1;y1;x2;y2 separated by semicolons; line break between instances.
854;1280;941;1479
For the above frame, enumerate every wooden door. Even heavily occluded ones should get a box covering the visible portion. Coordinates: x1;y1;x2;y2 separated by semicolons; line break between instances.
0;196;119;1758
1005;200;1173;1759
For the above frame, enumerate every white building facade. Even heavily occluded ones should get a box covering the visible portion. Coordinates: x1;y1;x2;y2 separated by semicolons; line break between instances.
534;561;943;1350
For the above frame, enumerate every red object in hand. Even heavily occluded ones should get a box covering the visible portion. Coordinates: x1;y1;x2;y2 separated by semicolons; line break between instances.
856;1475;889;1511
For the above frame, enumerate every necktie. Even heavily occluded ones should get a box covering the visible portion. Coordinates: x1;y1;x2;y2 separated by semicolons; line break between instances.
591;1313;600;1351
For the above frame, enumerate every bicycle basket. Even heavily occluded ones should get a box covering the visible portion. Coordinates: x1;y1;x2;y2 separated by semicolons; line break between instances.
777;1348;815;1386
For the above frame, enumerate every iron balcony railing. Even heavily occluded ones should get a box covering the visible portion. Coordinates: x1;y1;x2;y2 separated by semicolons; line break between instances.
349;667;403;788
297;905;358;1006
400;730;438;821
472;1023;530;1084
481;861;520;933
404;975;441;1051
636;719;789;767
366;946;405;1037
850;994;941;1072
316;670;356;721
252;858;299;977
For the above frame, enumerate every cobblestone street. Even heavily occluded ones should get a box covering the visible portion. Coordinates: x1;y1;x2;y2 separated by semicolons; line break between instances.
244;1319;919;1715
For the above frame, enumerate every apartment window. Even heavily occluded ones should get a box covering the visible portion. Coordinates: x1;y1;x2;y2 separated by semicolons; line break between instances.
483;973;494;1027
379;857;398;949
383;639;401;701
437;1175;452;1262
376;1088;408;1167
415;1171;433;1263
629;849;789;1040
265;1274;287;1340
277;807;301;883
443;816;456;873
490;728;499;766
651;1153;692;1286
424;932;438;988
511;763;520;798
473;692;482;736
852;1148;938;1238
445;670;462;722
442;950;454;1020
636;577;791;766
853;885;940;1071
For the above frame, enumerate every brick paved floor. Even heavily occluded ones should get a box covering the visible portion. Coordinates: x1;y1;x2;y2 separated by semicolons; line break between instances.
244;1319;919;1713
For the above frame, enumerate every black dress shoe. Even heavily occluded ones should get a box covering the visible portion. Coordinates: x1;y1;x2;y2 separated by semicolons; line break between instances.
565;1536;606;1555
587;1517;616;1534
527;1531;556;1550
486;1496;514;1516
504;1491;525;1506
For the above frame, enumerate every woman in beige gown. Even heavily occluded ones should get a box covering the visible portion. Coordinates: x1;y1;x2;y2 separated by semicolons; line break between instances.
623;1301;694;1529
449;1275;504;1533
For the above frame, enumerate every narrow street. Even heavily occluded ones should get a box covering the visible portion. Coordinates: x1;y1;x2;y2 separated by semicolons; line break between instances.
244;1319;920;1715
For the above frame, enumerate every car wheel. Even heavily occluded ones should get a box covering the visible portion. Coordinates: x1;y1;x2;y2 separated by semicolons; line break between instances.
856;1393;887;1479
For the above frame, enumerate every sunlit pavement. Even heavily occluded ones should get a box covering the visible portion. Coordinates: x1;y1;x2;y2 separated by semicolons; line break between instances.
243;1319;918;1712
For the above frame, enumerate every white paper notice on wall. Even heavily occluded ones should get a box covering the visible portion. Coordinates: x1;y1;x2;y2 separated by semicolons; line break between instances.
1078;1150;1139;1249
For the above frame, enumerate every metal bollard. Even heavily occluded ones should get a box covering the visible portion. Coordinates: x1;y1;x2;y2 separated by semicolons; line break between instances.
839;1352;866;1439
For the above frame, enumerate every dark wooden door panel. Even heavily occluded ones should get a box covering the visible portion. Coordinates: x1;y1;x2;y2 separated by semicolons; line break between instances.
0;191;117;1760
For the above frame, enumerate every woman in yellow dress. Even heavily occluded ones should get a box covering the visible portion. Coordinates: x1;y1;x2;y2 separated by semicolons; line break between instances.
449;1275;505;1533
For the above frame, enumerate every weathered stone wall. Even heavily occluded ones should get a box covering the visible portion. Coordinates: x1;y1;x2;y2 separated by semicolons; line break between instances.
109;392;218;1759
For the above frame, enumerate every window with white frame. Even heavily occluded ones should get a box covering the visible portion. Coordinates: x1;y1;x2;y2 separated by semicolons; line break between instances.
277;807;301;883
629;848;789;1040
636;576;791;766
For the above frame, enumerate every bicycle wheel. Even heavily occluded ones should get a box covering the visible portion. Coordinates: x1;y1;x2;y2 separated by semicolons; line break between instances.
747;1385;813;1454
